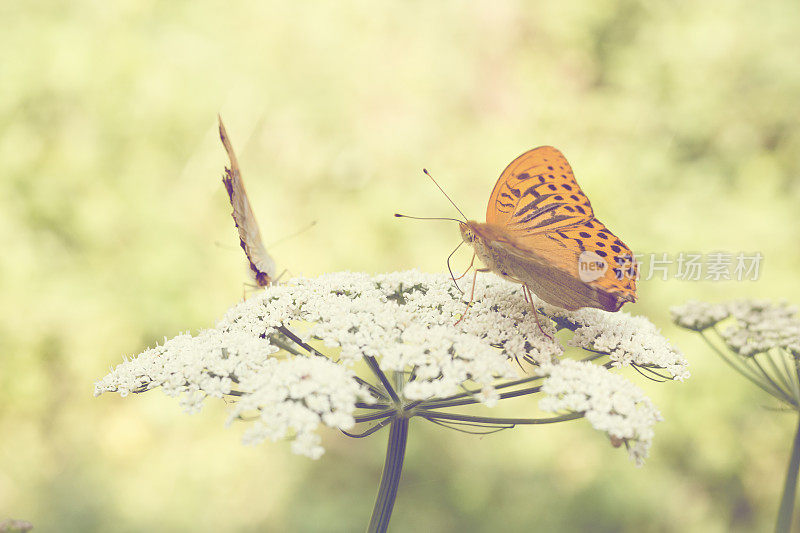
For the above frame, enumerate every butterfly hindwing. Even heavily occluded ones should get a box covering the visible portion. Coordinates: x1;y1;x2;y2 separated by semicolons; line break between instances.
508;217;638;306
486;146;594;235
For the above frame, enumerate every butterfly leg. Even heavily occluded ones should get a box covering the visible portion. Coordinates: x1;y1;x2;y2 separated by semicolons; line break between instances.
454;252;476;281
241;281;262;301
523;284;553;342
274;268;289;283
454;267;489;326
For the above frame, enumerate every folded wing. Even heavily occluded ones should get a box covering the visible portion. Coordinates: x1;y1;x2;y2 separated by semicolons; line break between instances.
219;117;277;287
486;146;594;235
504;218;638;308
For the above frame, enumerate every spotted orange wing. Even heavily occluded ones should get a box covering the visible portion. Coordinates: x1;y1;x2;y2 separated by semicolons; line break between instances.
486;146;593;235
486;147;637;305
512;218;638;306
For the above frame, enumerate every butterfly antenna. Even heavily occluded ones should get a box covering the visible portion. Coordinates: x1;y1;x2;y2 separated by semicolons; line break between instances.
266;220;318;249
447;241;465;294
393;214;463;223
423;168;468;222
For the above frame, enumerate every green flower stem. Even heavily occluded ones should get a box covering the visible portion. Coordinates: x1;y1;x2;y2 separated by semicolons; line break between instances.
354;410;395;424
367;416;409;533
702;331;789;402
343;417;394;439
267;334;305;356
750;356;794;405
418;410;583;426
581;352;607;362
762;352;793;399
421;375;544;405
276;325;326;357
355;378;391;402
776;414;800;533
364;356;401;404
422;384;544;410
355;402;391;410
777;349;800;401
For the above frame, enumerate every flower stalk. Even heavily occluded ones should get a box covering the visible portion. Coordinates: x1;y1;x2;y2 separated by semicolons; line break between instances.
368;415;409;533
672;299;800;533
776;414;800;533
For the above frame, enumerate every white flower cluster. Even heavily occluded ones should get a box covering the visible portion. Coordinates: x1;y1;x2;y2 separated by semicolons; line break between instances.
94;329;373;458
96;270;685;460
670;300;730;331
217;271;557;402
723;300;800;357
227;355;371;459
539;359;663;465
672;299;800;357
546;305;690;381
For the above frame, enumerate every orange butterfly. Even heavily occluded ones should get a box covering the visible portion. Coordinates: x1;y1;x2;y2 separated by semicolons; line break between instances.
458;147;637;324
218;116;276;287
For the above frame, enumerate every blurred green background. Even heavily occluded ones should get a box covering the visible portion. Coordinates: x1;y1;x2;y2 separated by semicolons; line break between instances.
2;0;800;531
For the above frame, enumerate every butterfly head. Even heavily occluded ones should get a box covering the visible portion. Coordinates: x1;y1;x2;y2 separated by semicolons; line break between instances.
459;220;509;247
460;221;498;250
459;221;478;245
254;271;272;287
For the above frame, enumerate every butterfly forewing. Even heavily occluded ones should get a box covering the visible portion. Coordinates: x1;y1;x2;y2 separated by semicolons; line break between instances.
486;146;594;235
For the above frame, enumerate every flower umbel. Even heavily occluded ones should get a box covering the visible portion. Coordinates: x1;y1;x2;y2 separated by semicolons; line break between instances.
672;299;800;358
539;359;663;463
671;299;800;406
672;298;800;533
98;271;686;466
